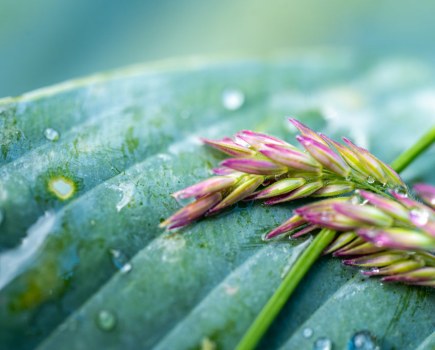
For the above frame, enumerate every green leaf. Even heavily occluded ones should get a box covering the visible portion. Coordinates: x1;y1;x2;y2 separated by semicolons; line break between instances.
0;54;434;350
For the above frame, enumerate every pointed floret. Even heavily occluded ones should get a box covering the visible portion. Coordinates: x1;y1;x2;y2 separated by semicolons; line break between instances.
235;130;292;149
311;181;354;197
265;181;323;205
292;224;320;238
288;118;329;146
247;178;306;200
323;231;358;255
342;137;388;184
362;260;424;276
333;203;394;227
160;192;222;229
264;214;306;239
342;251;408;267
206;175;264;215
172;176;237;199
414;183;435;209
212;167;239;175
333;241;385;257
358;190;409;222
382;267;435;284
320;133;368;175
357;227;435;251
259;143;322;172
202;137;255;157
297;135;351;177
221;158;287;175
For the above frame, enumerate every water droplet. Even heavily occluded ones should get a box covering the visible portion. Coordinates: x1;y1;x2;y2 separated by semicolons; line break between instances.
320;213;332;222
222;89;245;111
364;229;378;239
303;327;314;338
350;195;361;205
366;176;375;184
313;337;332;350
96;310;116;331
109;249;132;274
110;182;135;212
393;186;408;197
44;128;60;141
348;330;379;350
409;208;429;226
370;267;380;274
120;263;132;274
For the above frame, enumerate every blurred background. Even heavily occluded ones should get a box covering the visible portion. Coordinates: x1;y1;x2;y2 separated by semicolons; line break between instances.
1;0;435;98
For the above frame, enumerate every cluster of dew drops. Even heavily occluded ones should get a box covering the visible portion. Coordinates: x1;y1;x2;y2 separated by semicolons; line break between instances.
303;327;380;350
40;90;247;334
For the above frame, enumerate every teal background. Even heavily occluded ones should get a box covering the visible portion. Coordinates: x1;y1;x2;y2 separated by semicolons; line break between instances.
1;0;435;97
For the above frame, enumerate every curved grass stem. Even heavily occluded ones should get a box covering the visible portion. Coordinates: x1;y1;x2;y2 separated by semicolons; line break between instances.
235;229;335;350
390;126;435;173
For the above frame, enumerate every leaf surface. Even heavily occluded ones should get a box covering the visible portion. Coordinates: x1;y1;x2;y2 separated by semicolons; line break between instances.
0;54;434;350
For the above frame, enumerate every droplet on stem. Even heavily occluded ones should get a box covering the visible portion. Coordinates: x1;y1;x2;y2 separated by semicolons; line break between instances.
409;208;429;226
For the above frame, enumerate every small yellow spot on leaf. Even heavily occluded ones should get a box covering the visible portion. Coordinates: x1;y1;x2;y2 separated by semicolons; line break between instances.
48;176;76;200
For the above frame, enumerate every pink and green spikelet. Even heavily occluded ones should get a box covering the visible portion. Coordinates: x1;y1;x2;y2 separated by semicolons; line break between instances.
161;118;435;287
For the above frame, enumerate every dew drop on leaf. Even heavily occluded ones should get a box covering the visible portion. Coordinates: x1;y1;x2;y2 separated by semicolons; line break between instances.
120;263;132;274
222;89;245;111
313;336;332;350
44;128;60;141
303;327;313;338
96;310;116;331
348;330;379;350
109;249;132;274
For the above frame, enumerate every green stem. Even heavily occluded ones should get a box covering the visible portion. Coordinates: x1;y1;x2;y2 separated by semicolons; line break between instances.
235;229;336;350
236;127;435;350
390;126;435;173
